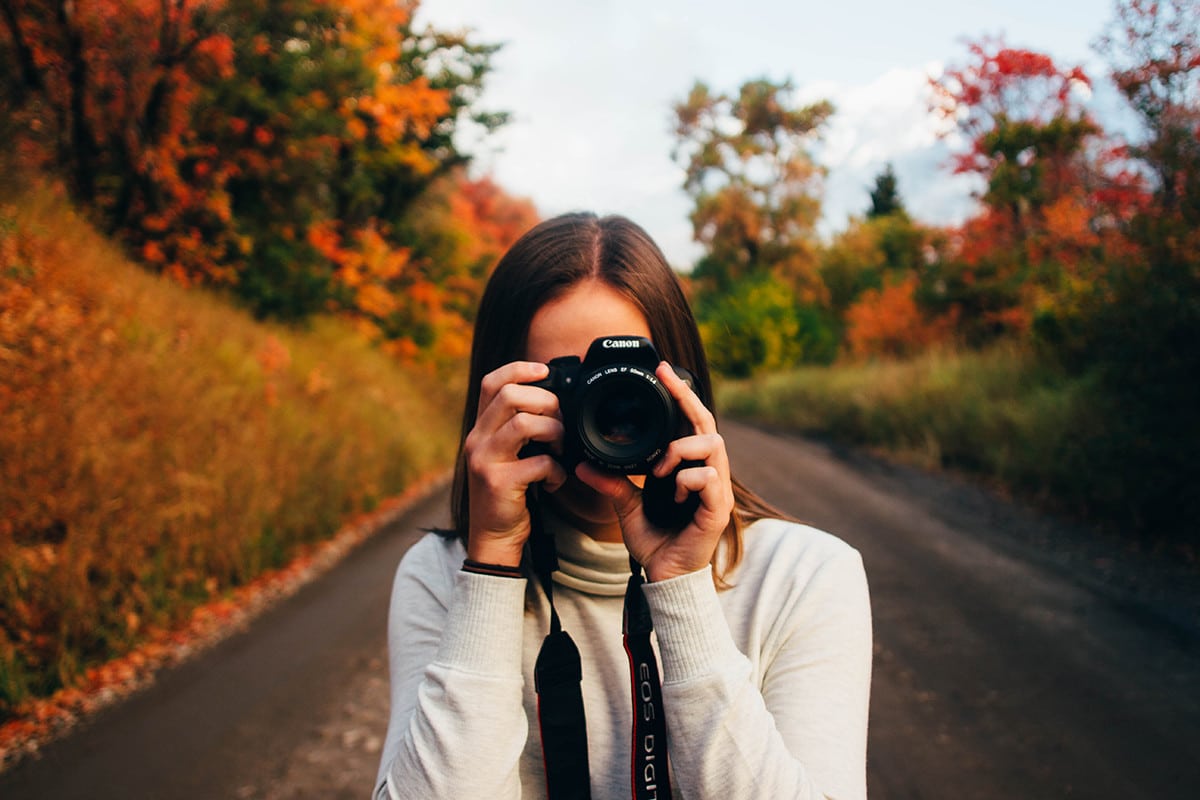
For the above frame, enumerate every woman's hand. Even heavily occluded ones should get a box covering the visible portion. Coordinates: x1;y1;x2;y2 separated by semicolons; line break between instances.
576;362;734;582
464;361;567;567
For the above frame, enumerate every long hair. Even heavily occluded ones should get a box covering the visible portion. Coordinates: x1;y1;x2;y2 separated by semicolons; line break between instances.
447;212;781;581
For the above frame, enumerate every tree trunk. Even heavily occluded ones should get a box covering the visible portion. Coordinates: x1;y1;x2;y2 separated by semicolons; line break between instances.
55;0;97;203
0;0;45;103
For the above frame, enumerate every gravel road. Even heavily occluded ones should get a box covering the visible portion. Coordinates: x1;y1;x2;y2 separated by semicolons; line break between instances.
2;419;1197;799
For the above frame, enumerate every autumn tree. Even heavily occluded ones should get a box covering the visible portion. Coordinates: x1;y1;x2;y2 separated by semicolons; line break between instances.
843;275;958;359
0;0;233;228
673;78;833;296
820;211;941;344
1048;0;1200;539
929;39;1110;342
672;77;835;374
0;0;508;336
820;167;950;356
386;169;539;361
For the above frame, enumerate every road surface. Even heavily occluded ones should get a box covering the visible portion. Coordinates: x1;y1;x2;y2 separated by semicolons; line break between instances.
2;419;1198;798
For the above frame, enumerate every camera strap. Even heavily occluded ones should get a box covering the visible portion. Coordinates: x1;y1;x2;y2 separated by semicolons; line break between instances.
527;490;673;800
623;555;673;800
530;490;592;800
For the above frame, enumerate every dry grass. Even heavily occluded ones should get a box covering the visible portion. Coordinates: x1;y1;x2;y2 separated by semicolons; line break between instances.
0;179;460;716
717;345;1097;505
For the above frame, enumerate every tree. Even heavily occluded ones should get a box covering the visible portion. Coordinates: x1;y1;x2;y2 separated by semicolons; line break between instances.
0;0;232;226
696;273;836;377
929;39;1111;342
672;78;833;298
820;212;937;340
1047;0;1200;539
932;38;1099;232
1098;0;1200;223
844;275;957;359
867;163;905;218
0;0;509;337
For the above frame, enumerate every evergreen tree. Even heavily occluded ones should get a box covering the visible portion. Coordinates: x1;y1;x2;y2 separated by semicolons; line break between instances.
867;163;905;218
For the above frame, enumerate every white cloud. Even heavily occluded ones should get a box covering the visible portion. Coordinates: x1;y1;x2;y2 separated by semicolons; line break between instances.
416;1;1112;264
805;66;981;236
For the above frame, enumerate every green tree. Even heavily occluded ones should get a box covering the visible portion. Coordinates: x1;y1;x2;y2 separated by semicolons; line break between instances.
867;163;905;219
696;274;836;378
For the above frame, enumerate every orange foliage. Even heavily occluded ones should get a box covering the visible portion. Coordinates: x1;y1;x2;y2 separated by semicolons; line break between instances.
450;175;541;263
844;276;958;359
0;186;460;724
0;474;445;770
0;0;505;327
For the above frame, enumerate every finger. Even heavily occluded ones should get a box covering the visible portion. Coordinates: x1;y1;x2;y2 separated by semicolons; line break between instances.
475;382;561;436
657;362;717;435
673;464;722;504
490;412;565;459
477;454;567;498
528;454;569;494
478;361;551;421
652;432;730;478
575;463;641;519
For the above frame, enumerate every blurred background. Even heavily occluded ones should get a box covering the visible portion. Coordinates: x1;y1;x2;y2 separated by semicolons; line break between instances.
1;0;1197;795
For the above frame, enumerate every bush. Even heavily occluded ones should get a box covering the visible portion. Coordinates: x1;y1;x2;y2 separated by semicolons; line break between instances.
0;182;460;716
697;274;836;377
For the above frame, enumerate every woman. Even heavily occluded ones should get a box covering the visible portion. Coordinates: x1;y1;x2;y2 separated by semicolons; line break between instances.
374;213;872;800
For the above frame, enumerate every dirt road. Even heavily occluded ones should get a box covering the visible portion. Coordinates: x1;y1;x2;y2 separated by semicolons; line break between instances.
2;419;1198;798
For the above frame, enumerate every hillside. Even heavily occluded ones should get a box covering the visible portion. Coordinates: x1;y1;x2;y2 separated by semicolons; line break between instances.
0;178;462;719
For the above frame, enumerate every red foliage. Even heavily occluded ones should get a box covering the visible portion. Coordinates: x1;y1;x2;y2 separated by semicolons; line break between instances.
932;37;1095;178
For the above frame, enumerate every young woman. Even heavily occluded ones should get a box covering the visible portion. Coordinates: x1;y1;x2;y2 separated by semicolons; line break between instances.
374;213;872;800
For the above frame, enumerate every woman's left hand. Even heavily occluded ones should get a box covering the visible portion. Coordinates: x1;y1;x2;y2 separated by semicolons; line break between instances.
575;362;734;582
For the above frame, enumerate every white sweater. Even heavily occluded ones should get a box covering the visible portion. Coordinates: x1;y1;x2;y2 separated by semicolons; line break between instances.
374;516;872;800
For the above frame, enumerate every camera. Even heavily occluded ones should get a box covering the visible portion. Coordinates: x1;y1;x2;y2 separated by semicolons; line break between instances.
524;335;701;529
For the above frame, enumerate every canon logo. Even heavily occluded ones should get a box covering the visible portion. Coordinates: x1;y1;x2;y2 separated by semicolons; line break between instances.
602;338;641;349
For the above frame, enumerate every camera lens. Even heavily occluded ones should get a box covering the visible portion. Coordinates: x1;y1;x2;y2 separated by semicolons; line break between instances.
577;371;673;471
593;391;652;447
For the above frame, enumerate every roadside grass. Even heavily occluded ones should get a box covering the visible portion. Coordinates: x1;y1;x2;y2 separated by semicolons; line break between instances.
716;345;1103;515
0;180;461;717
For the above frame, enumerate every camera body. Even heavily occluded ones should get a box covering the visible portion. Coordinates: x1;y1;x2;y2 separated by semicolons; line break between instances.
524;335;701;529
526;335;693;473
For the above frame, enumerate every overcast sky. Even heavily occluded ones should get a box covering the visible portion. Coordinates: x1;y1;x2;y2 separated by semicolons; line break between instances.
416;0;1126;268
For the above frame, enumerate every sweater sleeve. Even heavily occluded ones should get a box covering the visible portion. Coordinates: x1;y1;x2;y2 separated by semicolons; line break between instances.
374;537;531;800
642;547;872;800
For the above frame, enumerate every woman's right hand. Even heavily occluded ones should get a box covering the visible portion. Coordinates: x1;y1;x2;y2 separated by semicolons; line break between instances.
464;361;567;567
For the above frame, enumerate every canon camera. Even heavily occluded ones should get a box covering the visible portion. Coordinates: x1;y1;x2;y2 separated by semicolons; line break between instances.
524;335;701;528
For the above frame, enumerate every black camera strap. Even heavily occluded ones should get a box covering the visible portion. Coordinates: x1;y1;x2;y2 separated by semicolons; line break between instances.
623;555;673;800
527;490;672;800
530;490;592;800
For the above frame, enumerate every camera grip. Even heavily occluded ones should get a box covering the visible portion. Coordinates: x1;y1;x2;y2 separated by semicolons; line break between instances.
641;460;704;531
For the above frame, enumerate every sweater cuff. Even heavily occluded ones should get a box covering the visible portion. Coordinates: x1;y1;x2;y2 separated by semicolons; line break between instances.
641;566;742;684
437;570;528;676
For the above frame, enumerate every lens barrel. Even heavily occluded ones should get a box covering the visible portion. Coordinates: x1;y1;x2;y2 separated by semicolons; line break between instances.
575;365;675;472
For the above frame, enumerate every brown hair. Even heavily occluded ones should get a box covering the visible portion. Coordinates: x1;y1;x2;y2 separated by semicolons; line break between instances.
447;212;781;581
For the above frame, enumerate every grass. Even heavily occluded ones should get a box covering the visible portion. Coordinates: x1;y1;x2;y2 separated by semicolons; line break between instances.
716;345;1102;512
0;178;462;717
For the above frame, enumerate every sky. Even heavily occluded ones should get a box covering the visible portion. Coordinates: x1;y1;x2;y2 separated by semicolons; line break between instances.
415;0;1128;269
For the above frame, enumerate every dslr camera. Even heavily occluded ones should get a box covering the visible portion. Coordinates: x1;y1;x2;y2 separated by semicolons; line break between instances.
524;335;701;528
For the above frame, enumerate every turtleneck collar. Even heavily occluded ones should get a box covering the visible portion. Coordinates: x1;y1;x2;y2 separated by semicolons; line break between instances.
540;504;631;596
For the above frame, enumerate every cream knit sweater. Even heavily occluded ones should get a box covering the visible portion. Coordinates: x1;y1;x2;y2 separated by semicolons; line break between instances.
374;515;872;799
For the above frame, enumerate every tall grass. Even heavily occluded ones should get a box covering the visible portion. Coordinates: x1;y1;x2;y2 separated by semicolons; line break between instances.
0;180;461;716
717;346;1103;512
